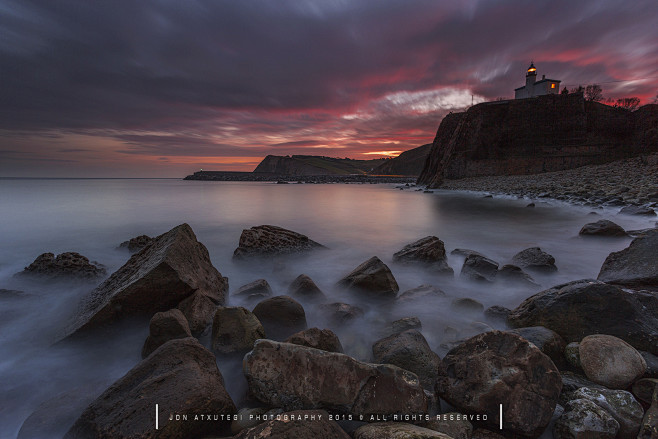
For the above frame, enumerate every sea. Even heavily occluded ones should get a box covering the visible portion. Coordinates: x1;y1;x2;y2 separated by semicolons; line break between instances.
0;178;654;438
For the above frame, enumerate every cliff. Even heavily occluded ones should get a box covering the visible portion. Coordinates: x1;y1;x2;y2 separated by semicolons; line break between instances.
417;94;658;187
370;144;432;176
253;155;386;175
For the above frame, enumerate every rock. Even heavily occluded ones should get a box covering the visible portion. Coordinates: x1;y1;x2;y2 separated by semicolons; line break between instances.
507;280;658;355
497;264;539;287
233;410;350;439
230;407;276;435
436;331;562;437
527;202;536;207
620;205;656;216
484;305;511;325
243;340;427;416
571;387;644;439
381;317;423;337
450;297;484;315
511;247;557;272
397;285;446;303
392;236;454;275
233;279;274;302
118;234;153;252
633;378;658;404
372;329;441;391
64;338;236;438
354;422;451;439
177;287;224;335
579;334;647;389
141;309;192;358
252;295;307;340
62;224;227;339
560;372;608;405
642;351;658;378
317;302;364;324
18;252;106;280
579;220;628;237
233;225;325;259
508;326;567;369
638;386;658;439
451;248;485;258
211;306;265;354
460;254;499;282
285;327;343;353
288;274;326;301
425;413;473;439
336;256;399;300
565;342;582;370
0;288;28;300
597;229;658;287
471;429;506;439
553;398;619;439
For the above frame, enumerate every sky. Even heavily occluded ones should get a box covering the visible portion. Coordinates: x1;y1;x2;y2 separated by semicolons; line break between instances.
1;0;657;177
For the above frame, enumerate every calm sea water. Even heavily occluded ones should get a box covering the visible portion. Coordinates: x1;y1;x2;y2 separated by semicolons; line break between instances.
0;179;654;438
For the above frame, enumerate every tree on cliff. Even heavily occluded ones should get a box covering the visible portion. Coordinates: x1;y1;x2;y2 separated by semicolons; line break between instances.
614;97;640;111
571;85;584;94
585;84;603;102
561;87;569;95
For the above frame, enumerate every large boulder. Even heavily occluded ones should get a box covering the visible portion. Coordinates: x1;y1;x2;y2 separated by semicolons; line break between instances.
436;331;562;438
177;285;225;335
460;254;499;282
252;295;307;340
511;247;557;273
286;327;343;353
497;264;539;287
118;235;154;253
597;229;658;287
336;256;399;300
354;423;451;439
141;309;192;358
211;306;265;354
372;329;441;391
553;398;619;439
64;338;236;438
232;278;273;303
233;410;350;439
507;326;567;369
579;220;628;237
233;225;325;259
570;387;644;439
18;252;106;280
392;236;454;275
508;280;658;355
579;334;647;389
62;224;226;339
243;339;427;416
288;274;326;302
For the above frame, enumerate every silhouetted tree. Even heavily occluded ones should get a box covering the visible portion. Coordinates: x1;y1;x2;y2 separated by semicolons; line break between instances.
561;87;569;95
585;84;603;102
571;85;584;94
614;97;641;112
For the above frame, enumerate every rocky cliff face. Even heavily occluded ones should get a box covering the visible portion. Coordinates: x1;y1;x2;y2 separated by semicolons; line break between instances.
418;94;658;187
370;144;431;176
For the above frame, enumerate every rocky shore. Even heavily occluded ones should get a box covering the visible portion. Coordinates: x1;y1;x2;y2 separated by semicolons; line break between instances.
184;170;416;184
9;222;658;438
436;153;658;210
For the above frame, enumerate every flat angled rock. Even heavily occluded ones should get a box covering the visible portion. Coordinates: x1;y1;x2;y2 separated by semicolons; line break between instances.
233;225;325;259
393;236;453;275
598;229;658;287
336;256;399;300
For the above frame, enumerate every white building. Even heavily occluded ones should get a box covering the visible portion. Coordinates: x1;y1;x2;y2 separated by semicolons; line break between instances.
515;62;561;99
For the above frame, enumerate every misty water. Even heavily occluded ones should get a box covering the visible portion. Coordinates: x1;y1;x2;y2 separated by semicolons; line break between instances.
0;178;655;438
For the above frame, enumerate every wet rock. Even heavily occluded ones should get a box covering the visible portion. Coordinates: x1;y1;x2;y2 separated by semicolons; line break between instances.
392;236;454;275
642;351;658;378
381;316;423;337
19;252;106;280
141;309;192;358
511;247;557;273
233;279;274;302
354;422;451;439
460;254;499;282
565;342;582;370
597;229;658;287
507;326;567;369
571;387;644;439
553;398;619;439
233;225;325;259
64;338;236;438
638;386;658;439
233;410;350;439
252;295;307;340
118;234;153;253
632;378;658;404
317;302;364;324
436;331;562;437
288;274;326;302
451;248;485;258
508;279;658;355
336;256;399;300
579;334;647;389
177;286;224;335
372;329;441;391
451;297;484;315
286;327;343;353
579;220;628;237
397;285;446;303
560;372;607;405
620;205;656;216
230;407;281;435
425;413;473;439
62;224;227;340
484;305;511;325
243;339;427;416
497;264;539;287
211;306;265;354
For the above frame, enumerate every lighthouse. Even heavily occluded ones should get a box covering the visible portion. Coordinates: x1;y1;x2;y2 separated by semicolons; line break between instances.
514;62;561;99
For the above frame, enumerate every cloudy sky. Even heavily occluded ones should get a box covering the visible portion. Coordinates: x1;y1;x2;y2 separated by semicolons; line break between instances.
1;0;657;177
